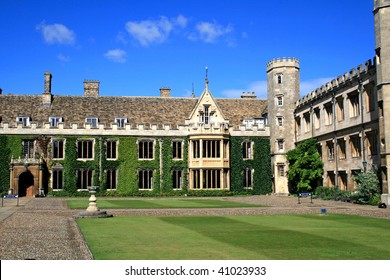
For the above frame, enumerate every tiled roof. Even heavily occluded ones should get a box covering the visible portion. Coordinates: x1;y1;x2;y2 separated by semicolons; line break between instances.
0;94;267;127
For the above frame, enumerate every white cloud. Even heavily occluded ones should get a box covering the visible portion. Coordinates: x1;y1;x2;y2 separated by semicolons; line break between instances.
220;77;334;99
57;53;70;62
125;15;188;46
192;21;233;43
104;49;127;63
36;22;75;45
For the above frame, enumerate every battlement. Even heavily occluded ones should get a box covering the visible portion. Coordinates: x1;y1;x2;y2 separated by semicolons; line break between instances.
0;121;269;137
295;58;376;107
266;57;300;72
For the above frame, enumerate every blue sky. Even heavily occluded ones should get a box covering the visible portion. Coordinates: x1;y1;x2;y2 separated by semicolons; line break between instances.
0;0;375;98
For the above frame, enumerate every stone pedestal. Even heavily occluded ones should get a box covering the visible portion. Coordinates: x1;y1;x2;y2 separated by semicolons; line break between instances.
76;187;112;218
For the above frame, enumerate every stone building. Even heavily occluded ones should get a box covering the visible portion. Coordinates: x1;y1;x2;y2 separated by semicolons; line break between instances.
0;0;389;205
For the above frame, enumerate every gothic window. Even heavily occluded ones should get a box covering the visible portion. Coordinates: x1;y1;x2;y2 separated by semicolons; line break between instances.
324;103;333;125
77;169;93;190
52;139;64;159
243;168;253;189
52;169;63;190
106;169;118;190
172;169;183;189
338;138;346;159
336;97;344;121
172;141;183;160
138;140;154;159
106;140;117;160
326;141;334;160
242;140;253;160
314;108;320;129
203;140;220;158
350;135;361;158
23;140;34;158
77;140;94;159
138;169;153;190
349;93;360;118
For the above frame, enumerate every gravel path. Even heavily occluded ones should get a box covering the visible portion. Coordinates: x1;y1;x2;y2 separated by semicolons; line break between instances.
0;195;389;260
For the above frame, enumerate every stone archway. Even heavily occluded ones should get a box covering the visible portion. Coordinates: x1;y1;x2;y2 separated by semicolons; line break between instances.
18;171;34;197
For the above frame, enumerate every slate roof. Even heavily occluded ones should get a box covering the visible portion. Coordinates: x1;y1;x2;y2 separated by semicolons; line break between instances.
0;94;267;128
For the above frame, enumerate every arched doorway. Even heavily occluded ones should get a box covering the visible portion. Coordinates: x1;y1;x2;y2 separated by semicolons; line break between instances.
19;171;34;197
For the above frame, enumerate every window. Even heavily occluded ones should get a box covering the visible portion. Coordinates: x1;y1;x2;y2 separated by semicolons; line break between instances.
172;169;183;189
203;140;220;158
277;139;284;151
277;75;282;84
327;171;335;187
172;141;183;159
85;117;98;128
326;141;334;160
106;169;117;190
106;140;117;160
23;140;34;158
324;103;333;125
350;135;361;158
77;169;93;190
304;112;310;132
52;139;64;159
277;96;283;106
52;169;63;190
338;138;346;160
295;117;301;136
367;132;378;156
243;168;253;189
16;116;30;127
338;171;348;191
349;94;360;118
336;97;344;121
200;105;211;124
49;116;63;127
366;87;376;113
192;169;201;189
278;165;285;177
242;141;253;159
192;140;200;158
203;169;221;189
314;108;320;129
277;117;283;127
77;140;94;159
138;140;154;159
115;117;127;128
138;169;153;190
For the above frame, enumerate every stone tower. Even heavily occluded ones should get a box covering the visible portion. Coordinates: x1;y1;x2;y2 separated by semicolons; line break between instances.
267;58;300;194
374;0;390;205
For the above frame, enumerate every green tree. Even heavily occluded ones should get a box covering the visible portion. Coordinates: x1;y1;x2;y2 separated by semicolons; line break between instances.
352;167;380;204
286;138;323;193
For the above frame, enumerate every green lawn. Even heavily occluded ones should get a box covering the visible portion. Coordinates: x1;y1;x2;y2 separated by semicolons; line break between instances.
67;199;261;209
76;214;390;260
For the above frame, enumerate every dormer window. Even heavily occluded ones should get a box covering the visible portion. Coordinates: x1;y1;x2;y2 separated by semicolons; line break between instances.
85;117;98;128
16;116;30;127
115;117;127;128
199;105;211;124
49;116;63;127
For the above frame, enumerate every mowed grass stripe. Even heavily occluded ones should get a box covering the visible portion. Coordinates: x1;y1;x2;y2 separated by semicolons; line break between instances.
67;199;261;209
76;214;390;260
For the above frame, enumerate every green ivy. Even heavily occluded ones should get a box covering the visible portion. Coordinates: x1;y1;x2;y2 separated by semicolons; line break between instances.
230;137;272;194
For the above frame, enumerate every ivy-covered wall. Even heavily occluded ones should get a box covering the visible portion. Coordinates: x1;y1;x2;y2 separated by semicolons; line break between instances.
0;134;272;196
230;136;272;194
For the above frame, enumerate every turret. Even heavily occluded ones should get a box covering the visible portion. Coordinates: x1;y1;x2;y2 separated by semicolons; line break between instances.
267;57;300;194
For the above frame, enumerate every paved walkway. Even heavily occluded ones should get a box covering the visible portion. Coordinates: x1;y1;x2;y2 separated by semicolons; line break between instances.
0;195;389;260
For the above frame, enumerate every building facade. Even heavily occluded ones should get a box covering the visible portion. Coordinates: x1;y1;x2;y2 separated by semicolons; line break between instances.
0;0;389;204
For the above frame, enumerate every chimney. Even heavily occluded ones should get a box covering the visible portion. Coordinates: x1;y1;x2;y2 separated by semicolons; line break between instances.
84;80;100;97
160;87;171;98
44;71;52;94
241;91;257;99
42;71;52;106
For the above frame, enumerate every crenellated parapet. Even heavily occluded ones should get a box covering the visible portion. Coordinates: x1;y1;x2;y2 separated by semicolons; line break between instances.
0;121;269;137
266;57;300;72
295;58;376;108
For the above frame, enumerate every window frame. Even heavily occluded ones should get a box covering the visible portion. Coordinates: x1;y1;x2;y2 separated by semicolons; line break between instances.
106;140;118;160
85;117;99;128
114;117;127;128
52;139;65;160
242;140;254;160
77;139;94;160
49;116;63;127
138;139;155;160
